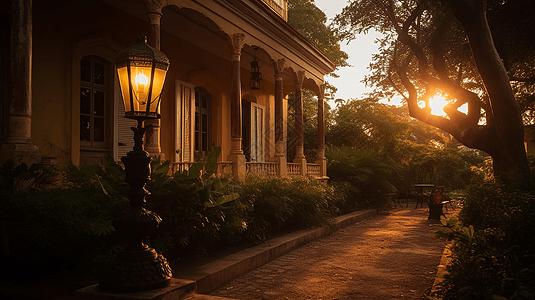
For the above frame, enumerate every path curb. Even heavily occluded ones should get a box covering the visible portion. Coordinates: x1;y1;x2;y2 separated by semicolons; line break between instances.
430;241;453;299
176;209;378;295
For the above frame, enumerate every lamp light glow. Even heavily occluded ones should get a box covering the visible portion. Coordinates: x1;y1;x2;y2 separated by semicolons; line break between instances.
115;34;169;120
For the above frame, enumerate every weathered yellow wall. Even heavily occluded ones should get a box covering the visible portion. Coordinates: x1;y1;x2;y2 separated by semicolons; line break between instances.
27;0;298;166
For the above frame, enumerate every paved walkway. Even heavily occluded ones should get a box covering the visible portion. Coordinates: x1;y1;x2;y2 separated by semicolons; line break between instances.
208;207;454;300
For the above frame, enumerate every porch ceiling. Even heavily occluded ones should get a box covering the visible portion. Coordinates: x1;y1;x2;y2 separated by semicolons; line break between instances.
102;0;335;92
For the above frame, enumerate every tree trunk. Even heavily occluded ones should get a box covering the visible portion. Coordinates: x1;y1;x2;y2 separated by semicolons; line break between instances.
450;0;531;185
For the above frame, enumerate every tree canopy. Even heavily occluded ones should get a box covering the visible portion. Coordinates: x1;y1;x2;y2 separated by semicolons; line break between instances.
333;0;533;184
286;0;350;100
327;97;485;191
287;0;349;69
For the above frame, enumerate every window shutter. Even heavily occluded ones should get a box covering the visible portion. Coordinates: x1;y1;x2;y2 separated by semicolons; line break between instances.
175;80;195;162
251;103;264;162
117;97;136;159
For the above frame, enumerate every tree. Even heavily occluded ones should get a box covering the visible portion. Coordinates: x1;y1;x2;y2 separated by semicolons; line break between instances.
287;0;349;69
333;0;532;185
287;0;350;100
327;97;485;192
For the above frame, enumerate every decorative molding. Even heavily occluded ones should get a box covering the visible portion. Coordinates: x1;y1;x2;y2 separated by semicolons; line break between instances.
273;58;286;74
296;70;305;87
144;0;169;14
318;83;325;99
229;33;245;56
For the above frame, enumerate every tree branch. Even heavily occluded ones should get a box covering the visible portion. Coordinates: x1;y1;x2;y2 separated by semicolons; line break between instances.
510;76;535;83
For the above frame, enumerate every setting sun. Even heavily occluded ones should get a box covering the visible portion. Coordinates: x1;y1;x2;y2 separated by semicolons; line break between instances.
418;95;468;117
429;95;449;116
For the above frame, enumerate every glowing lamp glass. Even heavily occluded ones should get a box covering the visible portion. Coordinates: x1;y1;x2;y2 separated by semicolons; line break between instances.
116;35;169;120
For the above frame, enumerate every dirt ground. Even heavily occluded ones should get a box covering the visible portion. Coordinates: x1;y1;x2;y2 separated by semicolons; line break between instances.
209;207;452;300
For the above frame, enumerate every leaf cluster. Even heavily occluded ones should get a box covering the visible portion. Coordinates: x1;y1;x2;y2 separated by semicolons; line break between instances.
326;97;486;193
287;0;349;69
145;146;243;260
0;158;129;287
326;145;395;210
334;0;535;121
435;184;535;299
238;175;339;244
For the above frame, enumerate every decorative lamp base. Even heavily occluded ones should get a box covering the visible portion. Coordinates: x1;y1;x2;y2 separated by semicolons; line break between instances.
99;249;172;293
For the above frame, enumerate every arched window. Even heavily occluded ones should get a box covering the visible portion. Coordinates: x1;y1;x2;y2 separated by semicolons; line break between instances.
80;56;111;163
194;87;212;155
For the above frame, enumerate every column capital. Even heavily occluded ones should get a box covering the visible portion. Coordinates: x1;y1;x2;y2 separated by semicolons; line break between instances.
273;58;286;75
229;33;245;57
296;70;305;88
318;83;325;100
144;0;168;15
147;11;162;22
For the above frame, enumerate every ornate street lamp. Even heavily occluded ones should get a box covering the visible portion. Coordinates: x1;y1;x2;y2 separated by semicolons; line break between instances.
250;47;262;90
99;35;171;293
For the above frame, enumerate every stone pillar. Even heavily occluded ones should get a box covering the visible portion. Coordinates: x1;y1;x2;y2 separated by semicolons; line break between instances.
227;33;246;179
1;0;40;165
293;71;306;162
143;2;166;159
146;9;162;50
316;85;327;178
274;59;286;158
273;59;287;176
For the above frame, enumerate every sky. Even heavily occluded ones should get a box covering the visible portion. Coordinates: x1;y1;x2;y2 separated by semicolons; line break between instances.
313;0;383;102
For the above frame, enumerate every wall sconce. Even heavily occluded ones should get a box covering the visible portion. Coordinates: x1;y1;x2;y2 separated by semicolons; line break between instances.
250;47;262;90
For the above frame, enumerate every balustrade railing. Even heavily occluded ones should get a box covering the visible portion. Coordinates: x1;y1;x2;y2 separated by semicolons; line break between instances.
170;160;323;178
307;163;321;177
246;162;278;176
287;163;301;176
170;161;234;176
259;0;288;21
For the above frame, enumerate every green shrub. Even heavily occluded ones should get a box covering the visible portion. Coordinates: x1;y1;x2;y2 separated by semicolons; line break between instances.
437;183;535;299
146;146;244;262
238;176;339;244
0;157;128;288
326;145;394;209
0;148;358;289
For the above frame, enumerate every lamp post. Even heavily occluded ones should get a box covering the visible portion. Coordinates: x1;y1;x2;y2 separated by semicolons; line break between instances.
99;35;171;293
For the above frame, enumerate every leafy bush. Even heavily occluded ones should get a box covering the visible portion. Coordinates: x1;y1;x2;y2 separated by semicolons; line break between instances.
238;176;340;244
0;147;359;290
0;157;128;287
326;145;395;209
436;183;535;299
146;146;244;262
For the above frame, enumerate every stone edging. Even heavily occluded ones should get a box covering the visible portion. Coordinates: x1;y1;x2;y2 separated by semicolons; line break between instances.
430;241;454;299
177;209;378;294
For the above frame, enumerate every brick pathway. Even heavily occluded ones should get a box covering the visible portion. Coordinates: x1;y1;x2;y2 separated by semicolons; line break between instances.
210;208;452;300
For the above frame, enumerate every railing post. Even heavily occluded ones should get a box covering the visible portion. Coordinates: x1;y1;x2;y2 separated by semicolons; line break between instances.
276;156;287;177
300;160;307;176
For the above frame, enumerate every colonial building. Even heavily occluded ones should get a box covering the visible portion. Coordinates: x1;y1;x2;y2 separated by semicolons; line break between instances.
0;0;335;178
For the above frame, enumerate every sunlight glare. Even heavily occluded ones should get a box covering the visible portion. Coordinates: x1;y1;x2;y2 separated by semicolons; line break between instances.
458;103;468;115
429;95;449;117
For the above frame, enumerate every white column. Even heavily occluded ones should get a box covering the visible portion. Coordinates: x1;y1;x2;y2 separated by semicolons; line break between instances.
1;0;41;165
143;2;166;158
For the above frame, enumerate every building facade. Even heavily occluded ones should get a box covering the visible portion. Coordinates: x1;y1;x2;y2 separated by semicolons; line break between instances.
0;0;335;179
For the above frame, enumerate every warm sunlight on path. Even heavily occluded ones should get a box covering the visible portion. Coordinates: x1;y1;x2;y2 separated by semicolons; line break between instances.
210;208;451;300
